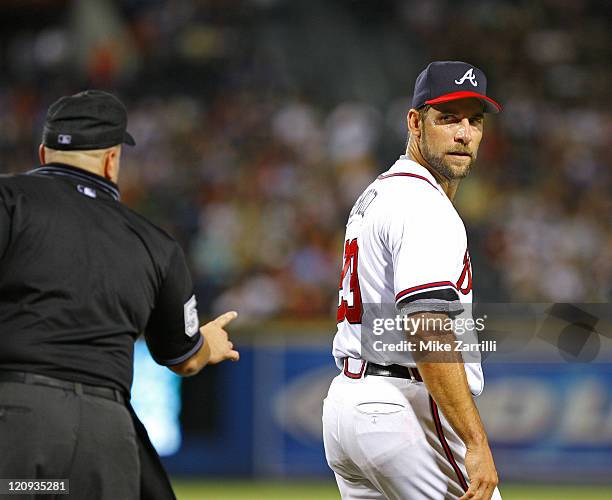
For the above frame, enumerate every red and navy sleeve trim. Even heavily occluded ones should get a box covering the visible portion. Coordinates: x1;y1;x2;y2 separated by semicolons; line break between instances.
377;172;440;193
395;281;459;304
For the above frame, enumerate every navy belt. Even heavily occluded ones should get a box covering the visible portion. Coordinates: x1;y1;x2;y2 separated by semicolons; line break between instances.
0;371;125;404
367;362;423;382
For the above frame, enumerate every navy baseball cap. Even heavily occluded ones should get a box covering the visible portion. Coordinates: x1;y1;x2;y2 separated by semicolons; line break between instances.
42;90;136;150
412;61;502;114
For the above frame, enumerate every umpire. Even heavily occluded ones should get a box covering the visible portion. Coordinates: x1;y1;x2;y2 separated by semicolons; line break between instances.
0;90;239;499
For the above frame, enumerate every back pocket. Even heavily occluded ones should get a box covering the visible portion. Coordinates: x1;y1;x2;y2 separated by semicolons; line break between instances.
355;402;405;415
353;401;420;475
0;405;32;420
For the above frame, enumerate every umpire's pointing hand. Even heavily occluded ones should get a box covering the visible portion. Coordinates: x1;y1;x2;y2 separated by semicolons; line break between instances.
201;311;240;364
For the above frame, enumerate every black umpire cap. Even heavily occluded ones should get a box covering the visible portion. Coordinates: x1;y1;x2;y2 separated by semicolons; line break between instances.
42;90;136;151
412;61;502;114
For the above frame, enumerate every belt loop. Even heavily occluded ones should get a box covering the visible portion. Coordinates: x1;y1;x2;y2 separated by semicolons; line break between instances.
343;358;367;379
362;360;368;378
74;382;83;396
409;367;423;382
114;389;122;403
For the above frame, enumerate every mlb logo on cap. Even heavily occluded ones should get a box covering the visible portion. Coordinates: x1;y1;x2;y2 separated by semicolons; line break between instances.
58;134;72;145
412;61;502;113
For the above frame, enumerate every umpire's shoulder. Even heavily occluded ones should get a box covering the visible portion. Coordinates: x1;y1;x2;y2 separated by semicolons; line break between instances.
118;204;183;258
0;173;25;201
119;204;178;242
1;170;56;195
0;173;21;186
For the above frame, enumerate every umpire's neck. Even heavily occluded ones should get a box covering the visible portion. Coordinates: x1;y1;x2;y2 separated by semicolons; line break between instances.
38;144;122;184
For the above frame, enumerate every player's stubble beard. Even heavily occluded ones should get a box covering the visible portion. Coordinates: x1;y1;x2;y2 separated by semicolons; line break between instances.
420;126;476;180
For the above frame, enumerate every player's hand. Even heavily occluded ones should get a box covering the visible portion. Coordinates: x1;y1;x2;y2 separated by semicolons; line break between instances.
200;311;240;364
459;442;498;500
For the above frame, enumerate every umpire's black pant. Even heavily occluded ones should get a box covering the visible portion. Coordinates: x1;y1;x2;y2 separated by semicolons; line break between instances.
0;377;140;499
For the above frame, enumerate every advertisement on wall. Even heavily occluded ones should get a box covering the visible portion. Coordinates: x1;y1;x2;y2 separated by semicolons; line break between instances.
132;318;612;482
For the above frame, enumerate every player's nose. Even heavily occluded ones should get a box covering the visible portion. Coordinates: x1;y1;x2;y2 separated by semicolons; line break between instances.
455;118;472;145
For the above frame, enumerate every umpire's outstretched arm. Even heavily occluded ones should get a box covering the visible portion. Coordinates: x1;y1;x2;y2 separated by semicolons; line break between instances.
170;311;240;376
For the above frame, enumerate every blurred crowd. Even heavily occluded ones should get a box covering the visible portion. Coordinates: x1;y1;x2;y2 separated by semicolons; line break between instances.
0;0;609;320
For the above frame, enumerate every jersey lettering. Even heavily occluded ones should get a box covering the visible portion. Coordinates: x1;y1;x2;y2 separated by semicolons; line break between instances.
349;188;377;219
456;250;472;295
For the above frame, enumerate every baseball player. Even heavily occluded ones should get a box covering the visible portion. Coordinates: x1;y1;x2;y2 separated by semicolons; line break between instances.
323;61;503;500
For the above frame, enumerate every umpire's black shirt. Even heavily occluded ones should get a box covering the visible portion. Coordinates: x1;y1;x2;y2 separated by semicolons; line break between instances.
0;163;202;394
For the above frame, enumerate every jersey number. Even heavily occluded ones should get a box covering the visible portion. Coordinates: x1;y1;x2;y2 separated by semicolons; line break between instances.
337;239;363;324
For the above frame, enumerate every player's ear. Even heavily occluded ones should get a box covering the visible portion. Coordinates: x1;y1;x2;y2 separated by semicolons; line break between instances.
38;144;46;164
407;109;422;138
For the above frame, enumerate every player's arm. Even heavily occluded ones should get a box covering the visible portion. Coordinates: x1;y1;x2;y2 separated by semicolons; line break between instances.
411;312;498;500
168;311;239;377
384;183;497;498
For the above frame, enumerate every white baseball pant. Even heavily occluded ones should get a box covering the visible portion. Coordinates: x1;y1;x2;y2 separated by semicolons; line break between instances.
322;362;502;499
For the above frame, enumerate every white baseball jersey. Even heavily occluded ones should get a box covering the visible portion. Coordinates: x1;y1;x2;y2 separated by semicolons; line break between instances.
332;155;483;395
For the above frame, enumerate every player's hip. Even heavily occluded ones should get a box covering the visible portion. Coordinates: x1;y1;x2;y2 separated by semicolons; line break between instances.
323;374;477;500
322;376;460;498
323;372;426;434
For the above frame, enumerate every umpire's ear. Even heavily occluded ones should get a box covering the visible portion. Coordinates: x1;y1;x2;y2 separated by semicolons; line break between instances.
103;145;122;183
407;109;423;139
38;144;46;164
